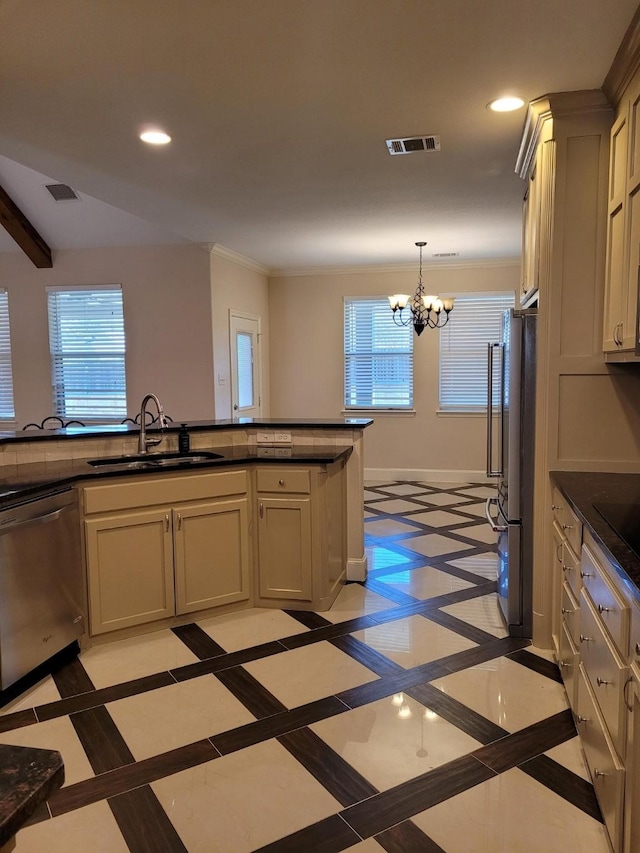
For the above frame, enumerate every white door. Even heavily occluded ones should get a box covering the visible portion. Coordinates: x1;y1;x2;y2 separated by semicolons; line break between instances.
230;312;262;418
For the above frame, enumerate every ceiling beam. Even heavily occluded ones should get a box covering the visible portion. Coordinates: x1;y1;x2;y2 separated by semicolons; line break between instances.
0;183;52;268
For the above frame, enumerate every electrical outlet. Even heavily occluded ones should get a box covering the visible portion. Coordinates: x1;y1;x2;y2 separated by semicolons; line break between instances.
273;432;292;443
256;432;272;443
274;446;292;457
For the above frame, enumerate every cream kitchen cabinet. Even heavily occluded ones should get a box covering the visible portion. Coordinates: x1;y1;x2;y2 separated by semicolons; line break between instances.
604;78;640;360
82;469;250;635
624;644;640;853
520;122;554;307
254;461;346;611
552;488;582;708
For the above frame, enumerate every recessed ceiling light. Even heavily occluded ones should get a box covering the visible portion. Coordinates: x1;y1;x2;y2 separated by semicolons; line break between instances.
139;129;172;145
488;97;525;113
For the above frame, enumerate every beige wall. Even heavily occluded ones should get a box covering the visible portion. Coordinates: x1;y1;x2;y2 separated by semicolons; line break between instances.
0;244;215;427
268;262;519;477
209;251;271;419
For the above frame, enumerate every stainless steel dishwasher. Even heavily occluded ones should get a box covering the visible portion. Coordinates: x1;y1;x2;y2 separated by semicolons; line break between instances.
0;487;86;690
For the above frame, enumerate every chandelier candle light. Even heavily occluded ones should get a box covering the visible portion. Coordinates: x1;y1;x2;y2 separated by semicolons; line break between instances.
388;242;454;335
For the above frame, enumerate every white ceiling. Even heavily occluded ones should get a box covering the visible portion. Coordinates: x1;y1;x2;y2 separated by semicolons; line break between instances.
0;0;637;272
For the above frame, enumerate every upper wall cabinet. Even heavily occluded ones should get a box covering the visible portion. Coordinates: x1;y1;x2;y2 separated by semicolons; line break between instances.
604;77;640;361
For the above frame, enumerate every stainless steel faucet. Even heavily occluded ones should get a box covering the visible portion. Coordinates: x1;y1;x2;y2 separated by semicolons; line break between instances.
137;393;168;454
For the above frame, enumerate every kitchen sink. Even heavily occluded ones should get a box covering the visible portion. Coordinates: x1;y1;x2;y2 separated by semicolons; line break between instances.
88;451;224;470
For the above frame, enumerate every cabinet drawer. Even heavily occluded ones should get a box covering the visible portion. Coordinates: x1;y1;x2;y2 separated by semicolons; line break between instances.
561;502;582;557
83;470;248;514
576;665;624;852
579;589;628;758
256;468;310;494
559;621;578;710
562;540;581;600
581;537;630;654
561;581;580;647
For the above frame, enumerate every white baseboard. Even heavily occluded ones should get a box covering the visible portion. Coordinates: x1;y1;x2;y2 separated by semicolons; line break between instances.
364;468;491;484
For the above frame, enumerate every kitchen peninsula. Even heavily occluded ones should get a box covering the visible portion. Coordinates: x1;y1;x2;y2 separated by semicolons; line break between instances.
0;417;372;643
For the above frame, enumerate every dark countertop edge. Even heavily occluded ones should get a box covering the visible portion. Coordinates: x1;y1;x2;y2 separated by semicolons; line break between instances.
0;744;64;846
0;418;374;445
0;445;353;509
550;471;640;604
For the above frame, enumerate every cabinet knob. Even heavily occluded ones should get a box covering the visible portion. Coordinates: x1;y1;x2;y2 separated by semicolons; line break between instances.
596;677;610;687
278;479;284;486
594;769;607;779
635;642;640;656
579;634;592;643
562;564;571;572
577;715;589;724
559;660;571;668
597;604;610;614
561;607;572;615
562;523;573;531
551;504;560;511
580;571;592;579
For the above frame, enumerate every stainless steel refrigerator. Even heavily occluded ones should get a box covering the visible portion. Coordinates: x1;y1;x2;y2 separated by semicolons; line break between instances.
485;308;537;638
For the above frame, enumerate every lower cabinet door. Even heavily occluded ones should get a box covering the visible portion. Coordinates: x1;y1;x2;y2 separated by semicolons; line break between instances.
85;509;175;634
174;498;250;614
257;496;312;601
624;664;640;853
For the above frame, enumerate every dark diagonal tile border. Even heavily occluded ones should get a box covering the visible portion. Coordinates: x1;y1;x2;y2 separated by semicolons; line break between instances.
329;634;404;677
363;577;420;606
0;708;37;733
341;754;495;838
507;648;563;683
69;706;136;775
52;655;96;697
284;609;333;629
211;696;349;756
171;623;227;659
253;813;361;853
521;754;603;822
278;727;378;806
406;682;508;745
375;820;447;853
170;640;287;682
214;666;287;718
108;784;188;852
420;607;498;645
279;615;379;651
472;709;576;774
50;739;219;817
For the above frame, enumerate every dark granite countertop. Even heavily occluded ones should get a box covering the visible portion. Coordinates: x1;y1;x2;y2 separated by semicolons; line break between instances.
0;417;373;446
0;744;63;846
0;445;353;509
551;471;640;602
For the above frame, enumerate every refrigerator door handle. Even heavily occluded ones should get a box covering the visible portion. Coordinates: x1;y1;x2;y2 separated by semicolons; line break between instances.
485;496;508;532
486;342;504;477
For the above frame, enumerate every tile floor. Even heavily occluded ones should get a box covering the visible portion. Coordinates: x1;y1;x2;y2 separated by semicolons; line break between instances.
1;481;611;852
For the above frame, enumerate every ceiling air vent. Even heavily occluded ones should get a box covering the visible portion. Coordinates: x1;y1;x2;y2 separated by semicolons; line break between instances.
385;135;441;155
45;183;80;202
433;252;459;258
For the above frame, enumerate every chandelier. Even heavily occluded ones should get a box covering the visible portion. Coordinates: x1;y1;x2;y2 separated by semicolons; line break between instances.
388;242;454;336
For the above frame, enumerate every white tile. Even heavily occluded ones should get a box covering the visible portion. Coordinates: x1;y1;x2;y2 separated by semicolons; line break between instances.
352;616;476;668
545;736;591;781
448;552;499;580
151;739;341;853
197;608;308;652
14;801;128;853
400;533;474;558
0;675;60;715
324;581;396;622
403;509;471;528
377;565;473;600
441;593;507;636
453;522;498;545
0;716;94;786
413;768;610;853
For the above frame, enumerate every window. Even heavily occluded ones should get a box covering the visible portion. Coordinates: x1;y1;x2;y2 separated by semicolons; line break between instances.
0;289;15;420
47;286;126;420
439;291;515;411
344;297;413;409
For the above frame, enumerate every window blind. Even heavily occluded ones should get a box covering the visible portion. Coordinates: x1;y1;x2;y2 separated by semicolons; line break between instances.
47;286;127;419
344;297;413;409
439;292;515;411
0;290;15;420
236;331;254;409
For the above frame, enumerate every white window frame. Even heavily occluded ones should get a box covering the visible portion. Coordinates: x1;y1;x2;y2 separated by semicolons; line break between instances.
0;289;15;421
47;285;127;422
438;291;515;413
344;297;414;411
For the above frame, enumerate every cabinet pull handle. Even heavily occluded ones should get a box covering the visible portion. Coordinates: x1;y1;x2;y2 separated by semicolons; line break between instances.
561;607;572;615
624;675;635;712
635;642;640;656
596;677;610;687
580;571;591;579
165;514;170;532
177;512;182;531
562;563;571;572
579;634;592;643
559;660;571;668
562;523;573;530
551;504;560;511
594;769;607;779
597;604;610;614
577;715;589;724
259;501;264;519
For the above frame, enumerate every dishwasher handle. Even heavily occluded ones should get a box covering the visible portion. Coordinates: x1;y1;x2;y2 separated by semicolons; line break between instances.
0;506;67;532
485;496;508;532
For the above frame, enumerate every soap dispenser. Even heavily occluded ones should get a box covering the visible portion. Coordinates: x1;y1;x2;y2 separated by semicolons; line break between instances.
178;423;190;453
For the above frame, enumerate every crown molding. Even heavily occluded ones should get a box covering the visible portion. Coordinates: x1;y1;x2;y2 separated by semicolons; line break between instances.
269;257;520;278
515;89;611;178
603;6;640;105
198;242;270;276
